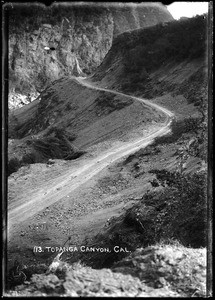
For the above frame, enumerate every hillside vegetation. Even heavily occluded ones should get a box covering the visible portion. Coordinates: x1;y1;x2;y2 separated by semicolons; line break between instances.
93;15;207;103
84;12;209;269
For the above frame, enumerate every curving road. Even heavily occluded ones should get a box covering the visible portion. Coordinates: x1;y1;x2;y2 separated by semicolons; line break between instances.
8;78;174;229
75;77;174;119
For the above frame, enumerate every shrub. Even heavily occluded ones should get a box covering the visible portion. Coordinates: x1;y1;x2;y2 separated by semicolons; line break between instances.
8;127;82;175
171;117;201;135
44;126;76;142
22;152;38;164
31;131;83;161
123;146;160;165
81;169;207;270
8;157;21;176
146;169;207;247
95;91;133;113
153;117;202;146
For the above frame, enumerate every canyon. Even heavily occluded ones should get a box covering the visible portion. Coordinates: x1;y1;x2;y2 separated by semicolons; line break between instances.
8;2;173;109
5;3;209;298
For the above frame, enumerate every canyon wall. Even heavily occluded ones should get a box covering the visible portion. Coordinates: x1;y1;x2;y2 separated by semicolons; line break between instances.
7;2;173;108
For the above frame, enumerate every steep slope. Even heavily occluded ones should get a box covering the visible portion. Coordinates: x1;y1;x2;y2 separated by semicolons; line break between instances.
7;2;173;108
8;76;166;172
109;2;173;36
92;14;207;105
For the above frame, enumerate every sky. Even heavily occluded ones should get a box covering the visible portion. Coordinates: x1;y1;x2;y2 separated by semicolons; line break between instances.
167;2;209;20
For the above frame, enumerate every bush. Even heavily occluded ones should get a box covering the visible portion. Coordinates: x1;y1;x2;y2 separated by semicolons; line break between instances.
122;169;207;248
153;133;176;146
22;152;38;164
8;157;20;176
81;169;207;270
32;138;71;160
44;126;76;142
171;117;201;135
123;146;160;165
95;91;133;113
8;127;83;175
153;117;202;146
145;169;207;247
31;129;83;161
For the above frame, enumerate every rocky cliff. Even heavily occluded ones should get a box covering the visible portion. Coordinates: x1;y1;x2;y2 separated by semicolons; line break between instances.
7;2;173;109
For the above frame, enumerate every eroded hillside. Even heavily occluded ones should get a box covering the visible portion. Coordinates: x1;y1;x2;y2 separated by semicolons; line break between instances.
8;77;165;177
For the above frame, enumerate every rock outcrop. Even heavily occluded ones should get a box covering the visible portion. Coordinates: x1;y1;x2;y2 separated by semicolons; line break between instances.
7;2;173;109
5;244;206;297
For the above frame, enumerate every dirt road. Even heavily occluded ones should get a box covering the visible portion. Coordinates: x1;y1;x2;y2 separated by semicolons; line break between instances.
8;78;173;231
75;77;174;119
